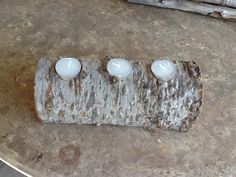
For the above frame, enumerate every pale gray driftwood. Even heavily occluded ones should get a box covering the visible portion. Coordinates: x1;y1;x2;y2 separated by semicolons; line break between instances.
192;0;236;8
34;57;203;131
128;0;236;21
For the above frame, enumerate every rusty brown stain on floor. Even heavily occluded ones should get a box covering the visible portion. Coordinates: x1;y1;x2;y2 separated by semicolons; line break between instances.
58;145;80;165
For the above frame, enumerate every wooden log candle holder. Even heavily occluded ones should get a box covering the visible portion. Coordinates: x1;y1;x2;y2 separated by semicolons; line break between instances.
34;57;203;131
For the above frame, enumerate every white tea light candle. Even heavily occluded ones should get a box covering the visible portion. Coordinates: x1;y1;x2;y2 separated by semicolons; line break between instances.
107;58;132;78
151;59;176;82
55;58;81;80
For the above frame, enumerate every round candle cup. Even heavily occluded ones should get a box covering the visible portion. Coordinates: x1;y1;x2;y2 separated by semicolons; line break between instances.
107;58;132;78
55;58;81;80
151;59;176;82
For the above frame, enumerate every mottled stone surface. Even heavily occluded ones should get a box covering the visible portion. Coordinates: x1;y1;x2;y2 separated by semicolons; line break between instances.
0;0;236;176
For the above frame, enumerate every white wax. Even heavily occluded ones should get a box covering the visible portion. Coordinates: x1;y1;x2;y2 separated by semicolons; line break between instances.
107;58;132;78
55;58;81;80
151;59;176;82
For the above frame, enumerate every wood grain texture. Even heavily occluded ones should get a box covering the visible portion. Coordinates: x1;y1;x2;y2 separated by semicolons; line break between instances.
128;0;236;21
35;57;203;131
192;0;236;8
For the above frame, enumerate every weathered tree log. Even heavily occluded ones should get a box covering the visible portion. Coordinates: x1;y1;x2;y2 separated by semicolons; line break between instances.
128;0;236;21
192;0;236;8
34;57;203;131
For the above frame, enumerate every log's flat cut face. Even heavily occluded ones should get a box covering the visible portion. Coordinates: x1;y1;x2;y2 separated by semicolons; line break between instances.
35;57;203;131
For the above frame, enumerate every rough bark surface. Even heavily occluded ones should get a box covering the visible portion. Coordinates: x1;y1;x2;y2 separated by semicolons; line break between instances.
128;0;236;21
35;57;203;131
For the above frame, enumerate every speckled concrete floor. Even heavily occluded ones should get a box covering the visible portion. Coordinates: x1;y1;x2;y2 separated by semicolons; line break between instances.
0;0;236;177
